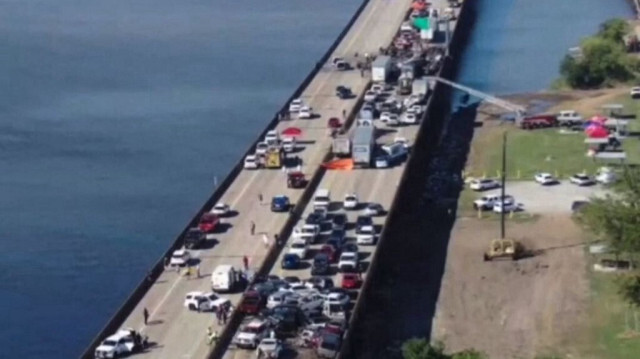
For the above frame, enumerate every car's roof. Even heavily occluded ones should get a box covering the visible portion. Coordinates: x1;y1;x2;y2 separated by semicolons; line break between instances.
214;202;227;207
186;291;204;297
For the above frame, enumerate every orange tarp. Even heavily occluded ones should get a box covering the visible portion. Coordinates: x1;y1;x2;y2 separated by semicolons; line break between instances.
322;158;354;170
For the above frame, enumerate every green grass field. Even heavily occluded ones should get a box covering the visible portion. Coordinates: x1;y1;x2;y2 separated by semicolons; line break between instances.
581;268;640;359
466;97;640;181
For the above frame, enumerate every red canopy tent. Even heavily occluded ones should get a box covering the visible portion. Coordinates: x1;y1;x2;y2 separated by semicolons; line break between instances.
585;124;609;138
589;115;607;124
281;127;302;137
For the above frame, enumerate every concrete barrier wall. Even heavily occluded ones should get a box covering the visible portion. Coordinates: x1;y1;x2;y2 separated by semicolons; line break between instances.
337;1;476;357
79;0;372;357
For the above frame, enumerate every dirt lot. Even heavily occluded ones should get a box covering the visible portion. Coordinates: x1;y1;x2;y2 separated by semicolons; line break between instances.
431;215;590;359
494;181;608;214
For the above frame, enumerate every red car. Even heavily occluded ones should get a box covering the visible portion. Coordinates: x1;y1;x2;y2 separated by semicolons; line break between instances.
287;171;307;189
320;244;338;263
198;213;219;233
327;117;342;129
238;290;264;314
341;273;362;289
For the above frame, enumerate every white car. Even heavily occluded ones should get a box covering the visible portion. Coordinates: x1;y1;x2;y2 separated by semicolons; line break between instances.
233;319;269;349
534;172;557;185
407;104;423;115
298;106;313;119
244;155;259;169
469;178;500;191
264;130;279;143
364;90;378;102
401;113;417;124
255;141;269;156
343;193;359;210
94;329;140;359
289;98;303;113
631;87;640;99
557;110;583;125
282;137;296;152
211;202;230;216
379;112;393;122
493;201;520;213
325;291;350;306
383;113;400;126
356;225;376;245
267;291;298;309
404;94;421;107
288;239;309;259
257;338;283;359
370;83;384;94
338;252;359;272
298;293;325;314
569;173;595;186
292;224;320;244
184;291;229;312
473;195;514;211
169;248;190;267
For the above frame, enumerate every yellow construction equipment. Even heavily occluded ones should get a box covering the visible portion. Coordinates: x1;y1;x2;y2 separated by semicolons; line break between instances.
483;239;523;261
265;146;282;169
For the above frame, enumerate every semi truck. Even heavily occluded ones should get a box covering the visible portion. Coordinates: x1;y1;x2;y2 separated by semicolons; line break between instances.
371;55;393;83
332;135;351;157
351;120;376;168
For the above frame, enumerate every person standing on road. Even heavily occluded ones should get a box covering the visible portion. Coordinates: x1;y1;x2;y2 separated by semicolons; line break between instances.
143;308;149;325
196;265;200;278
243;256;249;271
342;109;346;119
216;307;222;325
250;221;256;235
275;234;281;247
262;233;269;248
222;309;228;325
258;193;263;204
163;257;169;270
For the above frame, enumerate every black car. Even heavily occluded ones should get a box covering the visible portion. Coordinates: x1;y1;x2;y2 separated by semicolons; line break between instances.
335;86;352;99
184;228;205;249
305;213;324;227
343;243;359;255
328;229;346;246
331;213;347;231
355;215;373;234
311;253;331;275
269;305;306;337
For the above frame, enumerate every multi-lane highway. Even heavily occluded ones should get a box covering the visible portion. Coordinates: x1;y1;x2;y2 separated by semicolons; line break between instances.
114;0;415;357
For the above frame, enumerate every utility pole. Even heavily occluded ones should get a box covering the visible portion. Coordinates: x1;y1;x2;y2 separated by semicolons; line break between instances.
500;131;507;239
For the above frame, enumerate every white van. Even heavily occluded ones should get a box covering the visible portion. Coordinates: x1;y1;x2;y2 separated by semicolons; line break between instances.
211;265;238;293
313;189;331;210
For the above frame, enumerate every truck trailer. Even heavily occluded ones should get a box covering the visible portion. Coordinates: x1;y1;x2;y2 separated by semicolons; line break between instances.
332;136;351;157
351;120;376;168
371;55;393;83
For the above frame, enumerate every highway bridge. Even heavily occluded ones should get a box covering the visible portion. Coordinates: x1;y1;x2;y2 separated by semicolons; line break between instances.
84;0;463;358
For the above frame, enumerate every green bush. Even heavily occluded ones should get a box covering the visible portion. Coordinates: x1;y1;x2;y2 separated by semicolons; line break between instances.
559;18;635;88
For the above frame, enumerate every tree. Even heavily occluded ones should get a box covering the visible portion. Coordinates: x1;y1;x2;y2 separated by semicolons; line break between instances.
576;167;640;257
599;18;630;44
402;339;449;359
452;349;487;359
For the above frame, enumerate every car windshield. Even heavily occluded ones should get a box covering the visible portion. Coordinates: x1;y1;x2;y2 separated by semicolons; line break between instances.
257;143;268;148
172;253;184;259
244;325;263;334
103;340;117;346
360;228;373;234
316;196;330;202
342;254;355;261
215;204;225;209
292;243;305;249
302;227;315;234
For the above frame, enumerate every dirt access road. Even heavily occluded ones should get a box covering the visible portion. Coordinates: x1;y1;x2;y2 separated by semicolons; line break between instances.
432;215;590;359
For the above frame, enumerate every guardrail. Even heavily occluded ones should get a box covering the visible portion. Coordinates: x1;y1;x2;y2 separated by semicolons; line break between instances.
337;1;474;357
80;0;372;357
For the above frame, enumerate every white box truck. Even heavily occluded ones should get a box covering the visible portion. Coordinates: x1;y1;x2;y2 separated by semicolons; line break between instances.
211;265;238;293
371;55;392;83
412;77;429;99
351;120;376;168
332;136;351;157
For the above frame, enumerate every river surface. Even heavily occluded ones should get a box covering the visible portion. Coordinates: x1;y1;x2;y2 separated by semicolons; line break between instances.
0;0;633;358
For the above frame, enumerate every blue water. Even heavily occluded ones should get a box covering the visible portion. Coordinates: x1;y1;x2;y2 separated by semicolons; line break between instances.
0;0;633;358
455;0;634;94
0;0;360;357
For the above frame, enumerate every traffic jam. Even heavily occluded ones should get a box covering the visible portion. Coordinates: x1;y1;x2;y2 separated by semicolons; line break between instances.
93;0;457;358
